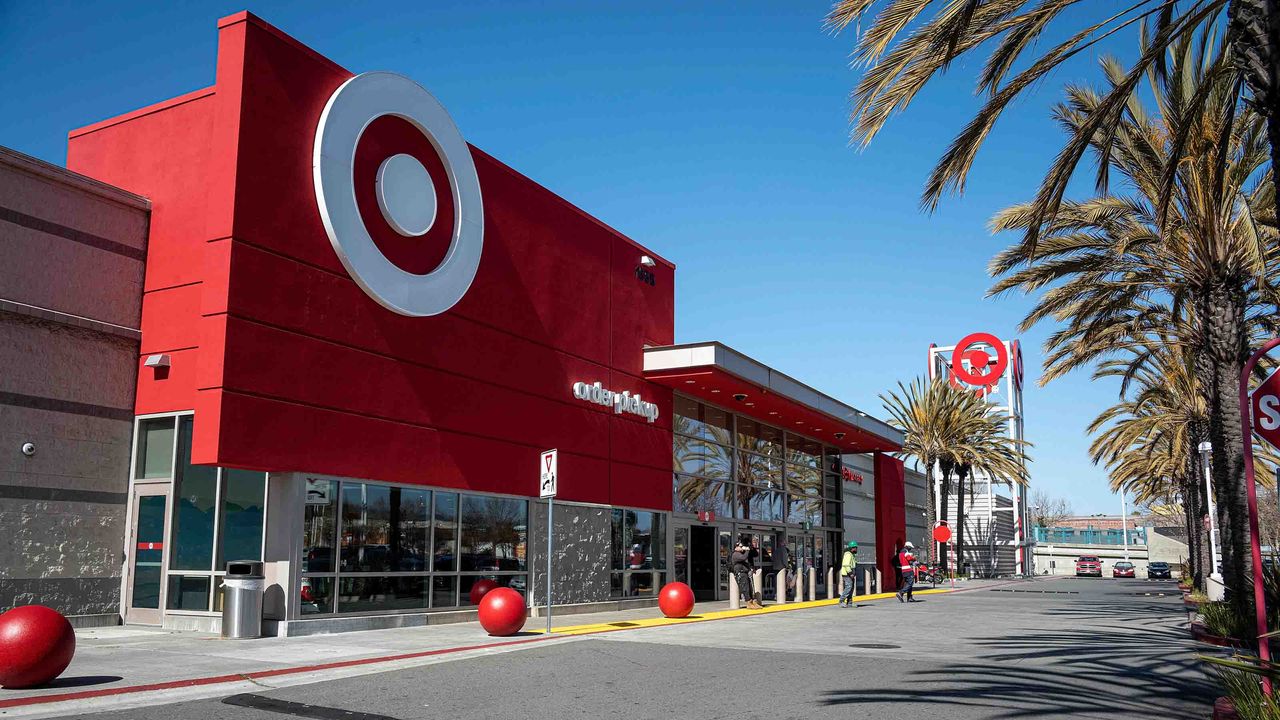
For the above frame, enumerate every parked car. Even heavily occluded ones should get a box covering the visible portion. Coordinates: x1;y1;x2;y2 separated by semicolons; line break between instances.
1147;561;1172;579
1075;555;1102;577
1112;561;1136;578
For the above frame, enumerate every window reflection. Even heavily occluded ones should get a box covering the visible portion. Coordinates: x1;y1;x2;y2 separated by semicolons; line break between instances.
303;479;337;573
460;496;527;572
171;417;217;572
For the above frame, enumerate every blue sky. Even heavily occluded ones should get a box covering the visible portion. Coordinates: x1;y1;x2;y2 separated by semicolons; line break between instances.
0;1;1140;514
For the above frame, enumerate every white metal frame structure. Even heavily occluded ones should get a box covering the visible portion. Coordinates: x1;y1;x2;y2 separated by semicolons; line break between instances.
928;336;1030;576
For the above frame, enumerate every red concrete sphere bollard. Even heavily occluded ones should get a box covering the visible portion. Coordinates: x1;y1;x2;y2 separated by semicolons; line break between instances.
0;606;76;689
658;582;695;619
468;579;500;606
477;587;526;636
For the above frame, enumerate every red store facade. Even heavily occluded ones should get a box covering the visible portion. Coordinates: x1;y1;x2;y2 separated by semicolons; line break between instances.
9;11;906;634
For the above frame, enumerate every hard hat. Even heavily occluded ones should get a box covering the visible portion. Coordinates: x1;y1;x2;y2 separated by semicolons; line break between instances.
904;541;915;549
846;541;858;550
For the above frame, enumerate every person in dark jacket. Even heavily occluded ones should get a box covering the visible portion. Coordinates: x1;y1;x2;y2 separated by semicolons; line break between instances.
731;541;759;609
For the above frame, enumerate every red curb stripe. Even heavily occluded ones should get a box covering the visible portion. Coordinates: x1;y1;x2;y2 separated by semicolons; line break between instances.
0;636;549;709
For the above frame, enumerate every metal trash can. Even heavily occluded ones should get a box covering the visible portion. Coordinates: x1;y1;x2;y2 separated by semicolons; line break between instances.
221;560;265;639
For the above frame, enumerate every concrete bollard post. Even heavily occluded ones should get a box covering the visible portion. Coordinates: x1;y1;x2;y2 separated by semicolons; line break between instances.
826;567;834;600
875;569;882;594
752;569;763;605
794;570;804;603
809;567;817;601
729;574;740;610
776;569;788;605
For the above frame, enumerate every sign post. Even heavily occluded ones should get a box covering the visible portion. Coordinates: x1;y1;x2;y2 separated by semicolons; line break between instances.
1241;341;1280;695
539;449;558;635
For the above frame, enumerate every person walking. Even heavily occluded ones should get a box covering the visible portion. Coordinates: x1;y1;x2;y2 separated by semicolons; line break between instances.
896;541;917;603
838;540;858;607
731;541;760;609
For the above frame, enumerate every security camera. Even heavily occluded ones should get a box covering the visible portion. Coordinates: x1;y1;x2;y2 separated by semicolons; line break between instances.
834;432;846;440
733;393;748;402
20;443;35;457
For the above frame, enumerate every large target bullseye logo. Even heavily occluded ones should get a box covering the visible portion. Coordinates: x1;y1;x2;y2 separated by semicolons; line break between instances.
950;332;1008;394
314;72;483;317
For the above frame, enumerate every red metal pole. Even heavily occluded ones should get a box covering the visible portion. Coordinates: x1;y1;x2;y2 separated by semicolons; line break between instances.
1240;338;1280;694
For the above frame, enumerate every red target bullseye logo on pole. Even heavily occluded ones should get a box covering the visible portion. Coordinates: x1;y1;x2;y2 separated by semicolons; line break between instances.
950;332;1009;394
314;72;484;317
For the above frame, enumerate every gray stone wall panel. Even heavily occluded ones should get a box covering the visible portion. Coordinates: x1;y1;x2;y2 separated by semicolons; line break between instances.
530;501;610;606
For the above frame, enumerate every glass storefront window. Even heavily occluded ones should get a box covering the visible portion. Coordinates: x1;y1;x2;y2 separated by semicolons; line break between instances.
136;418;176;479
673;437;732;479
301;576;334;615
785;433;822;468
341;483;391;573
303;479;338;573
219;469;265;564
747;490;784;523
787;495;821;526
737;418;783;457
738;452;782;488
171;417;217;572
393;488;430;571
787;464;821;496
166;575;211;611
338;576;428;613
460;496;527;572
431;576;456;608
673;474;734;516
460;575;525;606
610;509;667;598
432;493;458;572
673;527;688;584
674;396;732;443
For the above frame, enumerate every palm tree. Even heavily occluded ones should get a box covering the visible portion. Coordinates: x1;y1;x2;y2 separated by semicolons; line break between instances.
988;32;1277;601
1089;338;1212;588
882;376;1031;571
881;377;952;562
825;1;1276;228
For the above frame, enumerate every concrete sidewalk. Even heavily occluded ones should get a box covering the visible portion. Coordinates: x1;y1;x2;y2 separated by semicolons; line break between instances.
0;578;1005;717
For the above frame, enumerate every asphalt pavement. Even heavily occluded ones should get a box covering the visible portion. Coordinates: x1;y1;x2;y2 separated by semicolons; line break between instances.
44;577;1215;720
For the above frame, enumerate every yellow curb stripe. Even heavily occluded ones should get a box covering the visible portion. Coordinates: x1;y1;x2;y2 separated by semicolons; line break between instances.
534;587;953;636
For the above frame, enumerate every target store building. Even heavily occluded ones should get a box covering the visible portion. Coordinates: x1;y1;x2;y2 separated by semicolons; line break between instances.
2;12;906;634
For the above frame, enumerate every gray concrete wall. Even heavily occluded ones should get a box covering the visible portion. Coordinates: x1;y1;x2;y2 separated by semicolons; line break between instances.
529;500;612;606
0;145;148;622
841;453;877;579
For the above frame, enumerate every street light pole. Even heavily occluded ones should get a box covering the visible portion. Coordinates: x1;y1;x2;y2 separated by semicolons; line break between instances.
1121;493;1129;562
1200;441;1224;601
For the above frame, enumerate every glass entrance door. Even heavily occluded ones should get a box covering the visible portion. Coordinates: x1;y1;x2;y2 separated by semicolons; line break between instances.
688;525;718;601
125;486;170;625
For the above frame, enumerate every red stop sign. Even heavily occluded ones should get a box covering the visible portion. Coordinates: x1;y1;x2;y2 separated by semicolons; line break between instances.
1252;367;1280;449
933;525;952;543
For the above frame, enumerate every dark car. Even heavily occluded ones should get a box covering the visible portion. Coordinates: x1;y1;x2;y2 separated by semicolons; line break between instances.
1076;555;1102;577
1112;561;1136;578
1148;561;1172;579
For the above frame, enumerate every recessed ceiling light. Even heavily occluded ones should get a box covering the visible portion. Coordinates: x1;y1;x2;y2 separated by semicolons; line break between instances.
684;380;695;384
768;411;777;415
795;421;803;425
746;402;754;406
710;389;720;393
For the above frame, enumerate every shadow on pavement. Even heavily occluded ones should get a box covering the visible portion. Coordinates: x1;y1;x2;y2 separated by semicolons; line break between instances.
37;675;124;689
821;596;1214;719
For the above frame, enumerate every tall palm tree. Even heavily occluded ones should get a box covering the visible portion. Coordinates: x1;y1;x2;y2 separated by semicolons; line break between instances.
988;32;1277;600
825;1;1276;229
882;376;1031;570
1089;338;1211;588
881;377;952;562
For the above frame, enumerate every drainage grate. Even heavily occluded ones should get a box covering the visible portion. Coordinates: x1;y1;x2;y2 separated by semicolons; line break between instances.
989;589;1080;594
848;643;901;649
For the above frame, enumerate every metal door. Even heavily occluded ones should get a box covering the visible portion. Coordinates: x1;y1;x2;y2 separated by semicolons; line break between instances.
124;485;170;625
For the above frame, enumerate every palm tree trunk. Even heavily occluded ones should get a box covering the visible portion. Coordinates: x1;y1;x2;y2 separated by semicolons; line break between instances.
924;460;937;565
1202;282;1250;607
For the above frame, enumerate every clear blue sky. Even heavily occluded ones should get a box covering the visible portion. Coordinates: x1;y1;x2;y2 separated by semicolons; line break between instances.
0;1;1139;514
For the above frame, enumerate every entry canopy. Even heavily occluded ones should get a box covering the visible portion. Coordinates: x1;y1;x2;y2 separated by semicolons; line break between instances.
643;342;903;453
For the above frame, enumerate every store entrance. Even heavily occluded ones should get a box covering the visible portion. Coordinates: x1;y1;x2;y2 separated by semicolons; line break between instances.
124;484;170;625
689;526;718;601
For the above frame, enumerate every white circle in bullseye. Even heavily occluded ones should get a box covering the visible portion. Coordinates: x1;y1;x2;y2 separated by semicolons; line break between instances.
375;153;437;236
